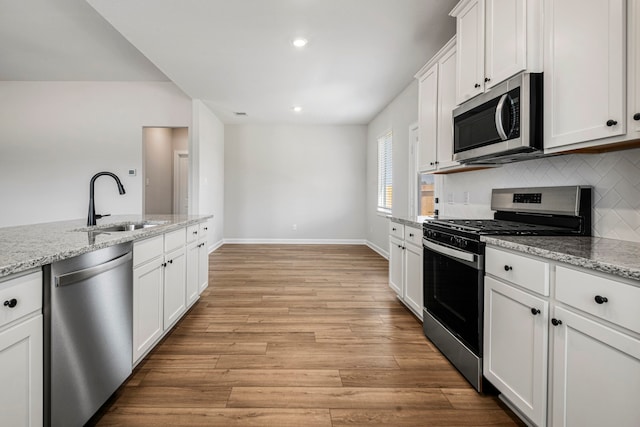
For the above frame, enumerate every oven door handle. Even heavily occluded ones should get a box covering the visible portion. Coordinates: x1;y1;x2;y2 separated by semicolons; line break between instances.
423;238;478;264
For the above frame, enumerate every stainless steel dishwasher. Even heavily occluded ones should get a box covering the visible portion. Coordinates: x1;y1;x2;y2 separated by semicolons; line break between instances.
43;242;133;427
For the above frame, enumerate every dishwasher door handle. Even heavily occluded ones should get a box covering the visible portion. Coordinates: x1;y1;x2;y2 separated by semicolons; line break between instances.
55;251;132;287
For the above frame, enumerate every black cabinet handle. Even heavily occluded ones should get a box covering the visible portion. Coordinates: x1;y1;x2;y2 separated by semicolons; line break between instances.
634;113;640;121
3;299;17;308
594;295;608;304
162;262;167;268
204;227;208;231
504;265;513;271
484;77;491;82
474;83;481;88
392;227;396;231
168;259;173;264
551;318;562;326
409;233;414;237
531;308;540;315
606;119;618;127
193;231;198;235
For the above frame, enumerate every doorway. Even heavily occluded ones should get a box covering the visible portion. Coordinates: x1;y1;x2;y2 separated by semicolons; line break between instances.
143;127;189;215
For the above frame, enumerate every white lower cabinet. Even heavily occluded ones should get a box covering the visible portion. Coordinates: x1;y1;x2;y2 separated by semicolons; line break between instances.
163;246;186;329
132;257;164;362
133;223;207;364
198;222;209;293
485;245;640;427
550;306;640;427
484;276;548;426
388;220;423;319
0;271;43;427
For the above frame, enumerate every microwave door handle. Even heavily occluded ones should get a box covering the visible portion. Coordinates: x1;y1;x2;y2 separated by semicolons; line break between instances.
495;94;509;141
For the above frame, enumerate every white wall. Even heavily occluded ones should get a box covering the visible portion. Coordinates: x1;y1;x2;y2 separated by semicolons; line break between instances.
439;148;640;242
224;124;366;242
0;81;192;227
192;100;225;249
366;80;419;256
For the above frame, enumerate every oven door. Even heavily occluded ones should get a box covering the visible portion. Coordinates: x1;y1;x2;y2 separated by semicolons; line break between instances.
423;238;484;355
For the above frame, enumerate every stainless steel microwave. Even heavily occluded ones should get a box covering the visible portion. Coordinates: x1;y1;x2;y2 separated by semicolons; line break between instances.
453;73;543;164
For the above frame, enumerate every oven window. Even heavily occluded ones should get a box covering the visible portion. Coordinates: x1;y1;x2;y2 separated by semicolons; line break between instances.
423;246;482;355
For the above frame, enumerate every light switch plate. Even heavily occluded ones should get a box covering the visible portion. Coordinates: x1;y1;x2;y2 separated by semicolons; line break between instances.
128;169;137;176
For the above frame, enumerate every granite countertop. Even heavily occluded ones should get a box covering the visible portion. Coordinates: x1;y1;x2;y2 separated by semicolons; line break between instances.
0;214;213;278
481;235;640;282
388;215;433;228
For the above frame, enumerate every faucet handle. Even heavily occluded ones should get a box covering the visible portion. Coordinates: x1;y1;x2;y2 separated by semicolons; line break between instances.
95;214;111;220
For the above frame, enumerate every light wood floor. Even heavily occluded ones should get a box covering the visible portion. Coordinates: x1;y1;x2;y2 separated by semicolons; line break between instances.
96;244;524;426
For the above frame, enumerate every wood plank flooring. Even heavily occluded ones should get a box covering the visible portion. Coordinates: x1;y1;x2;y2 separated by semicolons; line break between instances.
95;244;524;426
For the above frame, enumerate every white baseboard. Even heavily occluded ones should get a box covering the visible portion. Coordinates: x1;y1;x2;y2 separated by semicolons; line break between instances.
366;240;388;259
222;238;367;245
208;239;224;254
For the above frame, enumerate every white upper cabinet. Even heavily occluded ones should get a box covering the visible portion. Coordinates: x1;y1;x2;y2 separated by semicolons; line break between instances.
452;0;485;103
631;0;640;134
451;0;541;105
415;38;459;173
544;0;626;150
418;64;439;172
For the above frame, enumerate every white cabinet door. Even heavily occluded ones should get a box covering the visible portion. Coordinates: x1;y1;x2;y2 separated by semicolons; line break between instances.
186;242;199;306
454;0;485;104
436;44;459;170
133;259;164;363
198;240;209;294
418;64;438;172
484;0;526;88
389;236;404;296
544;0;626;149
404;243;423;319
631;0;640;134
0;315;42;427
484;277;548;426
163;247;186;329
551;306;640;427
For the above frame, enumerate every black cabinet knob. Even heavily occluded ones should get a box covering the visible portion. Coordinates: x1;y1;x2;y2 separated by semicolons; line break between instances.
3;299;17;308
409;233;414;237
204;227;208;231
606;119;618;127
484;77;491;82
430;162;435;166
531;308;540;315
193;231;198;235
168;259;173;264
474;83;481;88
633;113;640;121
392;227;396;231
162;262;167;267
594;295;608;304
551;318;562;326
504;265;513;271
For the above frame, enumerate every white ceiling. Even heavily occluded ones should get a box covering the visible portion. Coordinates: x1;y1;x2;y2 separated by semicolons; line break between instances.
2;0;458;125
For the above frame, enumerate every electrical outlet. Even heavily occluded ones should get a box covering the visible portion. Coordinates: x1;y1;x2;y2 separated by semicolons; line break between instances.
447;193;454;204
464;191;470;205
292;224;297;231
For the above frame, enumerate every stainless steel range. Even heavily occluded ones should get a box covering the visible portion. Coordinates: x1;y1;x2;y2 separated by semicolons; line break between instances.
422;186;591;391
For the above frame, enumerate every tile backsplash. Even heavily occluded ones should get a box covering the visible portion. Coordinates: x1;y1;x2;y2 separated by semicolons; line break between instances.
437;147;640;243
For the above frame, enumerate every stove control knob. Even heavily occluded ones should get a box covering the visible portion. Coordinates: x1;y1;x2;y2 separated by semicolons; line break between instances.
460;239;468;248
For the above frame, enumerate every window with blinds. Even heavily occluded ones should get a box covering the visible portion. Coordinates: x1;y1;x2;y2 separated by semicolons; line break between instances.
377;131;393;213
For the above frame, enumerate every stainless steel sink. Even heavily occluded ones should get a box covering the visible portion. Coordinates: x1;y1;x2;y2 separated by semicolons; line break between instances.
98;223;159;232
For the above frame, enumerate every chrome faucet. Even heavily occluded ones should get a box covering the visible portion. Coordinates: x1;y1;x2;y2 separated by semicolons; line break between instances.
87;172;126;226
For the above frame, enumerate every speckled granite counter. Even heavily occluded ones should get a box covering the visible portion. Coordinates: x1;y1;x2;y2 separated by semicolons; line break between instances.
388;216;433;229
481;235;640;282
0;214;213;278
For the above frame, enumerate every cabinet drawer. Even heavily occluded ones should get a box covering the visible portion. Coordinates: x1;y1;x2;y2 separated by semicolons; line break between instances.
556;266;640;334
199;222;209;238
486;247;549;296
405;225;422;247
389;222;404;239
0;271;42;329
186;225;199;244
164;228;186;253
134;235;163;267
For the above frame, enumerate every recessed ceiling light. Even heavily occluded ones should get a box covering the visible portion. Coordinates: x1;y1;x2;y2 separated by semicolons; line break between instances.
292;38;308;48
292;106;303;113
234;112;247;116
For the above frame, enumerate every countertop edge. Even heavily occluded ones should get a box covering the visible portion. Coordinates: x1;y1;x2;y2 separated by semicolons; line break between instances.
0;215;213;278
481;236;640;282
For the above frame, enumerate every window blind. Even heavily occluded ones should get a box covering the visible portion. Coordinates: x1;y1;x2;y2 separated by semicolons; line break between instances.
377;131;393;213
